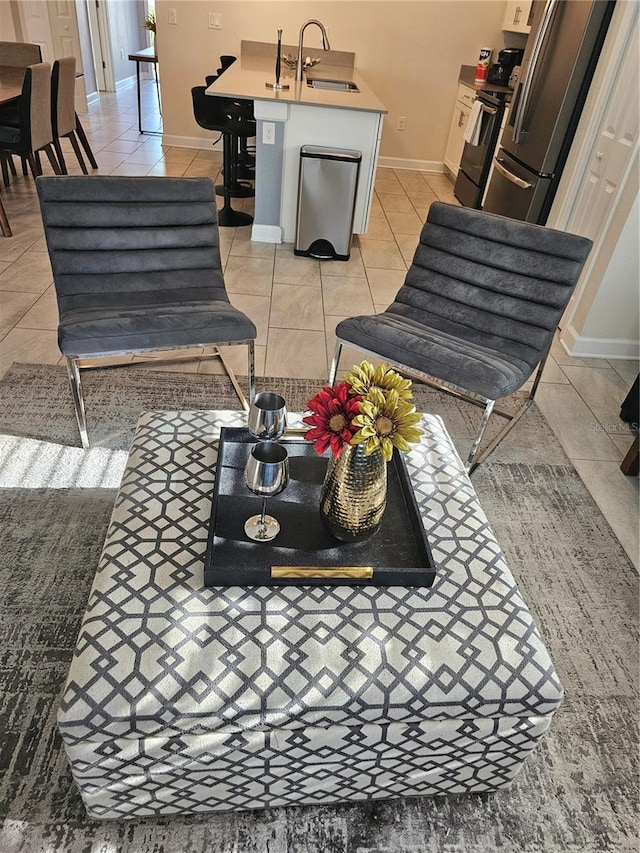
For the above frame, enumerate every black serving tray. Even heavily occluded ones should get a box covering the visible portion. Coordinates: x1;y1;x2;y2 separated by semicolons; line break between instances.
203;427;437;587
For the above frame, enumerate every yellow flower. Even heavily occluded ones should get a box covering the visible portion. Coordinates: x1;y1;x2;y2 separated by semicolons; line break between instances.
351;387;423;462
344;361;413;401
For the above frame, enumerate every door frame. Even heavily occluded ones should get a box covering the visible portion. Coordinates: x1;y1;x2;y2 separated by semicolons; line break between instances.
548;0;639;338
93;0;115;92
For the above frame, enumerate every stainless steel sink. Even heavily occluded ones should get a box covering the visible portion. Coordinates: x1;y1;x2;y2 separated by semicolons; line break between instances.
307;78;360;92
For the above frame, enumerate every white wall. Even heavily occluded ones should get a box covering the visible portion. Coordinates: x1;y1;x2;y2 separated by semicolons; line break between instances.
155;0;507;164
106;0;147;86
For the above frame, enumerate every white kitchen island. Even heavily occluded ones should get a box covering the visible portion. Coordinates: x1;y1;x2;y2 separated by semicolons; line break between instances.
206;43;387;244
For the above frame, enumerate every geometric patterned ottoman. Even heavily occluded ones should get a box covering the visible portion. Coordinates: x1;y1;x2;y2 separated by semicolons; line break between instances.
58;410;563;819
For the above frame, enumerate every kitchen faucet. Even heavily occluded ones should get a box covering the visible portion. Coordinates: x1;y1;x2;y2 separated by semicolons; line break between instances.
296;19;331;83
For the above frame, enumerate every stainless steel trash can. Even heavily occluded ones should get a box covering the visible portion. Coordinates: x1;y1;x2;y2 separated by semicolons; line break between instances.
295;145;362;261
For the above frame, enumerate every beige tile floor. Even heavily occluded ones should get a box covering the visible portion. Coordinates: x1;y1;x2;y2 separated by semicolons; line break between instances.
0;80;638;567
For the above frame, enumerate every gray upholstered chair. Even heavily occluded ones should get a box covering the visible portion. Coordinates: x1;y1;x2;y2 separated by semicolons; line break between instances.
330;202;592;472
36;175;257;449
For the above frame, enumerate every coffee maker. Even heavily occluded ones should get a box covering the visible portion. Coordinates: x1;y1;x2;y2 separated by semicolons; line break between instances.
487;48;524;86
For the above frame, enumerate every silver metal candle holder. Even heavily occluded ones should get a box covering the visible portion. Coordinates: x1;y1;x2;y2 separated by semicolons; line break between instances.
265;29;290;90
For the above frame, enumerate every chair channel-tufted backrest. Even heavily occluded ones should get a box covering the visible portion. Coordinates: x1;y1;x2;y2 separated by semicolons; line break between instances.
0;40;42;67
51;57;77;138
36;175;228;314
393;202;593;374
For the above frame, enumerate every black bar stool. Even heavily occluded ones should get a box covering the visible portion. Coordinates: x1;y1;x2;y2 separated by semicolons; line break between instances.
191;86;254;227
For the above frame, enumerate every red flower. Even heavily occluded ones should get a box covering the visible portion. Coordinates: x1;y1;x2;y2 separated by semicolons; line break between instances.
303;382;362;457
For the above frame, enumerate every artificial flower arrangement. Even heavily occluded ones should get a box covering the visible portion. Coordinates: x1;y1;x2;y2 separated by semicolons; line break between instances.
303;361;423;461
142;11;156;34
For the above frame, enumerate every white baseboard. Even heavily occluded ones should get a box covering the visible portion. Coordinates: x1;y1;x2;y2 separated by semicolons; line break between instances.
160;143;445;174
378;156;447;174
115;74;137;92
561;324;640;359
162;134;223;151
251;223;282;243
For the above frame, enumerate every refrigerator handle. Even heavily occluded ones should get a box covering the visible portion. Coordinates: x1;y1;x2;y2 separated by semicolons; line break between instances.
512;0;559;144
494;157;533;190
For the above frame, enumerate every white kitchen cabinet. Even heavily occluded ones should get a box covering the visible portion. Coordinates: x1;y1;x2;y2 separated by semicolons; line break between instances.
502;0;533;33
280;103;383;242
444;82;475;178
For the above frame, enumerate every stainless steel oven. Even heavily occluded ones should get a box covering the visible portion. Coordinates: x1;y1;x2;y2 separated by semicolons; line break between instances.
454;90;507;209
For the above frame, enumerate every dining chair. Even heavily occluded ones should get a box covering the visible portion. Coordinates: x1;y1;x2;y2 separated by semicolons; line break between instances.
0;62;61;179
0;41;41;66
0;43;43;183
36;175;257;449
51;57;88;174
0;43;97;173
329;202;593;473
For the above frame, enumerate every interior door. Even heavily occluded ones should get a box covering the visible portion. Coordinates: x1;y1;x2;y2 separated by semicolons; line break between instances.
564;42;639;241
87;0;106;90
47;0;88;112
16;0;53;61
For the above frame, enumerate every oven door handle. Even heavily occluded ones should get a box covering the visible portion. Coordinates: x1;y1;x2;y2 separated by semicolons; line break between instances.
479;103;497;116
494;158;533;189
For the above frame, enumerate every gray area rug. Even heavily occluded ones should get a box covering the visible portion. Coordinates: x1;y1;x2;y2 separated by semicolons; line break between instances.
0;363;637;853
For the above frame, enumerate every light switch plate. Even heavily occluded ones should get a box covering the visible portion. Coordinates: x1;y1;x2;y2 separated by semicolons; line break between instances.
208;12;221;29
168;8;177;25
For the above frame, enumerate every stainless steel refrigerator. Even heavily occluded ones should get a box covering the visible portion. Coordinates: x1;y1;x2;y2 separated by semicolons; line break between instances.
483;0;615;224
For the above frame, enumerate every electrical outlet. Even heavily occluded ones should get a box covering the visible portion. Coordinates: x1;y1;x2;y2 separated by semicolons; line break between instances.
262;122;275;145
208;12;222;29
397;115;407;131
168;7;177;25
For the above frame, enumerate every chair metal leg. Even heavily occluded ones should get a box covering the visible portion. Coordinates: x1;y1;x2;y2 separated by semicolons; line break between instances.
328;340;343;385
466;399;495;474
466;356;549;474
7;155;16;177
0;156;9;188
65;357;90;449
214;341;255;412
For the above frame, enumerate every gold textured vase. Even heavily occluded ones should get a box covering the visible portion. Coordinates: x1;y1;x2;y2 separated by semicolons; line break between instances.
319;444;387;542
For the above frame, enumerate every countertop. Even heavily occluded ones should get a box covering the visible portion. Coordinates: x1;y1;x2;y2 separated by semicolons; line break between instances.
205;53;387;115
459;64;514;99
